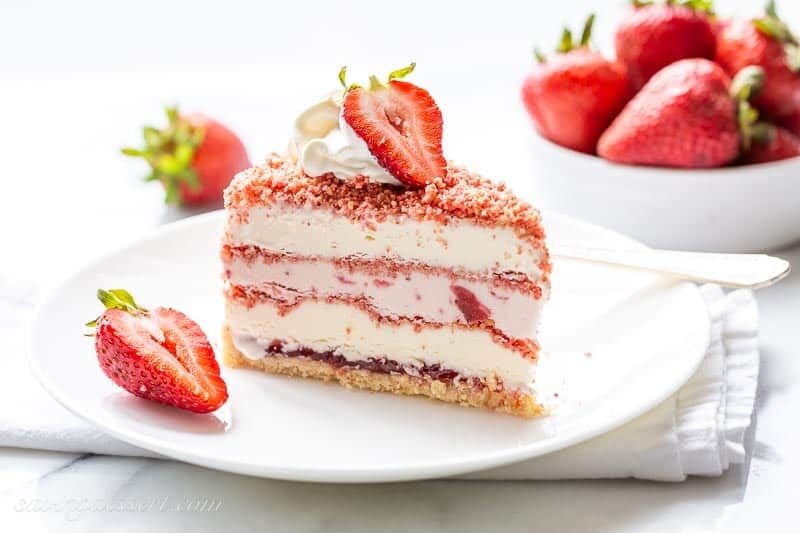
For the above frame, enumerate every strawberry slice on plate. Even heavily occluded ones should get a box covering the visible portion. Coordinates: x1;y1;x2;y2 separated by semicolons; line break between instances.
340;63;447;187
87;289;228;413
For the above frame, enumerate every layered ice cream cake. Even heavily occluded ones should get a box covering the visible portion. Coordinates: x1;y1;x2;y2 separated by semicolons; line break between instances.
221;65;551;417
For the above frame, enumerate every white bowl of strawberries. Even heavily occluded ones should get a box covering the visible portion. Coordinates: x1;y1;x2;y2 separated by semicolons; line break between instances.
523;1;800;252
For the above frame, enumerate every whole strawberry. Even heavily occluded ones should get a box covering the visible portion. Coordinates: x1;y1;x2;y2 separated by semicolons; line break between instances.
339;63;446;187
615;0;717;90
598;61;764;168
742;123;800;164
123;107;251;205
87;289;228;413
716;1;800;124
522;14;630;154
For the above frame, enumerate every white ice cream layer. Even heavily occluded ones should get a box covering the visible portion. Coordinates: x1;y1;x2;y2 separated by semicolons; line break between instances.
227;204;546;279
226;298;537;392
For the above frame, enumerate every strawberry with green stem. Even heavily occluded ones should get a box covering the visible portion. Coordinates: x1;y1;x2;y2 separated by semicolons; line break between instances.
86;289;228;413
123;107;250;205
522;14;630;154
716;1;800;129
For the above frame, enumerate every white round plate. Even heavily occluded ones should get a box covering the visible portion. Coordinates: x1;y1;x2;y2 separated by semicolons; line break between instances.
28;210;709;483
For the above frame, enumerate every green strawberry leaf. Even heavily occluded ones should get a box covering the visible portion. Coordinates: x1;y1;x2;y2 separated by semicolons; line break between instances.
680;0;714;14
753;17;790;41
368;74;384;91
121;147;144;157
753;1;798;45
85;288;148;333
731;66;767;152
97;288;145;313
339;63;417;93
163;179;179;204
579;14;596;47
165;106;179;125
556;28;574;53
766;0;778;17
388;62;416;81
730;65;766;101
641;0;713;14
177;168;201;190
155;154;182;175
143;127;163;149
537;13;596;60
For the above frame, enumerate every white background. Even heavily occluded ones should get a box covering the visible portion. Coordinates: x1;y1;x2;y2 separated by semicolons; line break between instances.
2;0;800;531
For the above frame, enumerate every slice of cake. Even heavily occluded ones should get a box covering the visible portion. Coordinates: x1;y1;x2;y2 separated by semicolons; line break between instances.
221;64;551;417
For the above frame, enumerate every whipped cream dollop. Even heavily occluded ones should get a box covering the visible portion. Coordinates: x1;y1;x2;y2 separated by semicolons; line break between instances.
291;93;402;186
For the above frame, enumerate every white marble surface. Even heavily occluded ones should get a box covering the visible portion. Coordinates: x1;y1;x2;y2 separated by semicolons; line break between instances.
2;0;800;530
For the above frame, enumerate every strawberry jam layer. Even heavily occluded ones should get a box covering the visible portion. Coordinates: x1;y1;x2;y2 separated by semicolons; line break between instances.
260;340;504;391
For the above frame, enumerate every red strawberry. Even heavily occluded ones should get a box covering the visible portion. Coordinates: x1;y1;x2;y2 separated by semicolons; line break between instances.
450;285;491;323
87;289;228;413
715;1;800;122
742;124;800;164
522;14;630;154
615;0;717;91
775;108;800;136
340;63;446;187
123;107;251;205
598;60;764;168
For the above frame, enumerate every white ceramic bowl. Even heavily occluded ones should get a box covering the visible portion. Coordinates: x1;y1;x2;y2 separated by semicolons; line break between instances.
528;133;800;252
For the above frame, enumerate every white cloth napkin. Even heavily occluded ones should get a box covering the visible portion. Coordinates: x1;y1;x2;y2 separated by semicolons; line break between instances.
1;277;758;481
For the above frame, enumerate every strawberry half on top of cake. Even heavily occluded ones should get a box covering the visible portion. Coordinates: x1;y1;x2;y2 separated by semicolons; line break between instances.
221;64;551;417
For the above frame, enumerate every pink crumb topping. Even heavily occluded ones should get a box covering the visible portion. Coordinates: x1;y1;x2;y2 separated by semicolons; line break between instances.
224;154;551;278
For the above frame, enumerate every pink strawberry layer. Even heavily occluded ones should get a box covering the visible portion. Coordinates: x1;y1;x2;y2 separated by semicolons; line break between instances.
224;254;544;339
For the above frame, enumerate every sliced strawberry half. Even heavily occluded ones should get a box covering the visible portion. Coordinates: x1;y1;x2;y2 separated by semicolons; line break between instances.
340;64;446;187
87;289;228;413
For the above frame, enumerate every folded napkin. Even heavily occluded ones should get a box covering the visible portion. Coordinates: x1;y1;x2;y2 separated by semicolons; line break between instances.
1;277;758;481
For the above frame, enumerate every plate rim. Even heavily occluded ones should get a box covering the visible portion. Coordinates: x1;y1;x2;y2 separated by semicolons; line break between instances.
27;209;711;482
